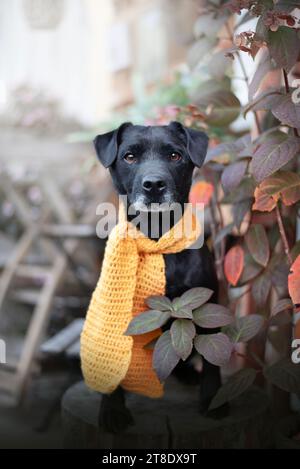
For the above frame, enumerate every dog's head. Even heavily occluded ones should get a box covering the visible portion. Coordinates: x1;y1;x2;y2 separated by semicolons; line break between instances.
94;121;208;210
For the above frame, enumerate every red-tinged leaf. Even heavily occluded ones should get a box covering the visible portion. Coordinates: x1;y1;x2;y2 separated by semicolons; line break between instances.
252;185;277;212
153;331;180;381
223;314;265;343
252;272;272;307
194;333;233;367
221;160;248;193
209;368;257;410
252;136;300;183
272;94;300;129
288;255;300;305
260;171;300;207
193;303;234;328
170;319;196;361
224;246;244;286
189;181;214;207
268;26;300;73
245;224;270;267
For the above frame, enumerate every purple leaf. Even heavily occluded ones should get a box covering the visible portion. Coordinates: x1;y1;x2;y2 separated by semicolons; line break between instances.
252;135;300;183
194;333;233;366
172;287;213;311
209;368;257;410
193;303;234;328
272;94;300;129
245;224;270;267
125;310;171;335
153;331;180;381
268;26;300;73
221;160;248;193
170;319;196;361
223;315;264;343
146;295;173;312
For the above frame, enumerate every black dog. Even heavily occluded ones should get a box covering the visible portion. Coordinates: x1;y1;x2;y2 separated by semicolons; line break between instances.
93;121;220;432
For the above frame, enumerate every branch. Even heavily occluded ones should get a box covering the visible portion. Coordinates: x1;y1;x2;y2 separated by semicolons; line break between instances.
275;204;293;266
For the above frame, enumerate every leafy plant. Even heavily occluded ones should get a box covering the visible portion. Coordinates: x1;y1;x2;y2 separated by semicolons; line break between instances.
127;0;300;412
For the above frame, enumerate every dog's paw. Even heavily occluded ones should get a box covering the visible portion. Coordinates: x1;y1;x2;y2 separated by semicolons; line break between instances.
99;404;135;433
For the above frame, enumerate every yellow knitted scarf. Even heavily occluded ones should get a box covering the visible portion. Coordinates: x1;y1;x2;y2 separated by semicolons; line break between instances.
80;205;200;398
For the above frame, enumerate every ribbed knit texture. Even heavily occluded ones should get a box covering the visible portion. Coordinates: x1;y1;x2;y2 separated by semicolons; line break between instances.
80;205;200;398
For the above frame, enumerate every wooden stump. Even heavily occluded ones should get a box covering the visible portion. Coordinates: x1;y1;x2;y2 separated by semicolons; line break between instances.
62;379;272;449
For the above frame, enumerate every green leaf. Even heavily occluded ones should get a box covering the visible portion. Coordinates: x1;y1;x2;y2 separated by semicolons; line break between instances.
193;303;234;328
153;331;180;381
232;199;252;230
171;304;193;319
191;79;241;127
248;50;273;100
146;295;173;312
252;135;300;183
223;315;264;343
209;368;257;410
245;224;270;267
125;310;171;336
271;298;293;317
239;255;263;284
263;358;300;393
194;333;233;366
170;319;196;361
173;287;213;312
268;26;300;73
252;272;272;306
269;310;292;327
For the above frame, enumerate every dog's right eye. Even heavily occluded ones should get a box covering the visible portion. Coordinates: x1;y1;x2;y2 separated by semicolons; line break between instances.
124;153;137;164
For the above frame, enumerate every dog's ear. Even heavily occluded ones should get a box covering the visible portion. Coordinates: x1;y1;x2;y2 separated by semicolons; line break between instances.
169;121;208;168
93;122;133;168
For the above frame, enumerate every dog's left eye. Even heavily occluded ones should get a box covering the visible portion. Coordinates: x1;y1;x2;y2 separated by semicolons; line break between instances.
170;152;182;162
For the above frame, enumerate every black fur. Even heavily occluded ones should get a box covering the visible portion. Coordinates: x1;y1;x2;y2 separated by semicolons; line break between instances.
93;122;221;433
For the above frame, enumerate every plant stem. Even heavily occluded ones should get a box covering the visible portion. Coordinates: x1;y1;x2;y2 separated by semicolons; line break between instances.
275;204;293;266
283;69;299;138
225;21;262;135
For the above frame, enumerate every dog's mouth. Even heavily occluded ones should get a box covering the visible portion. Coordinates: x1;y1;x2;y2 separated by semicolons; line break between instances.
130;193;175;212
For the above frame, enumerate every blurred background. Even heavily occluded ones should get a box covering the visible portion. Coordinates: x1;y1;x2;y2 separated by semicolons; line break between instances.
1;0;296;449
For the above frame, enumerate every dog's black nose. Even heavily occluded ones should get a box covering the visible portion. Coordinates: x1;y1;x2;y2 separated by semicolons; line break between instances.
142;176;166;193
